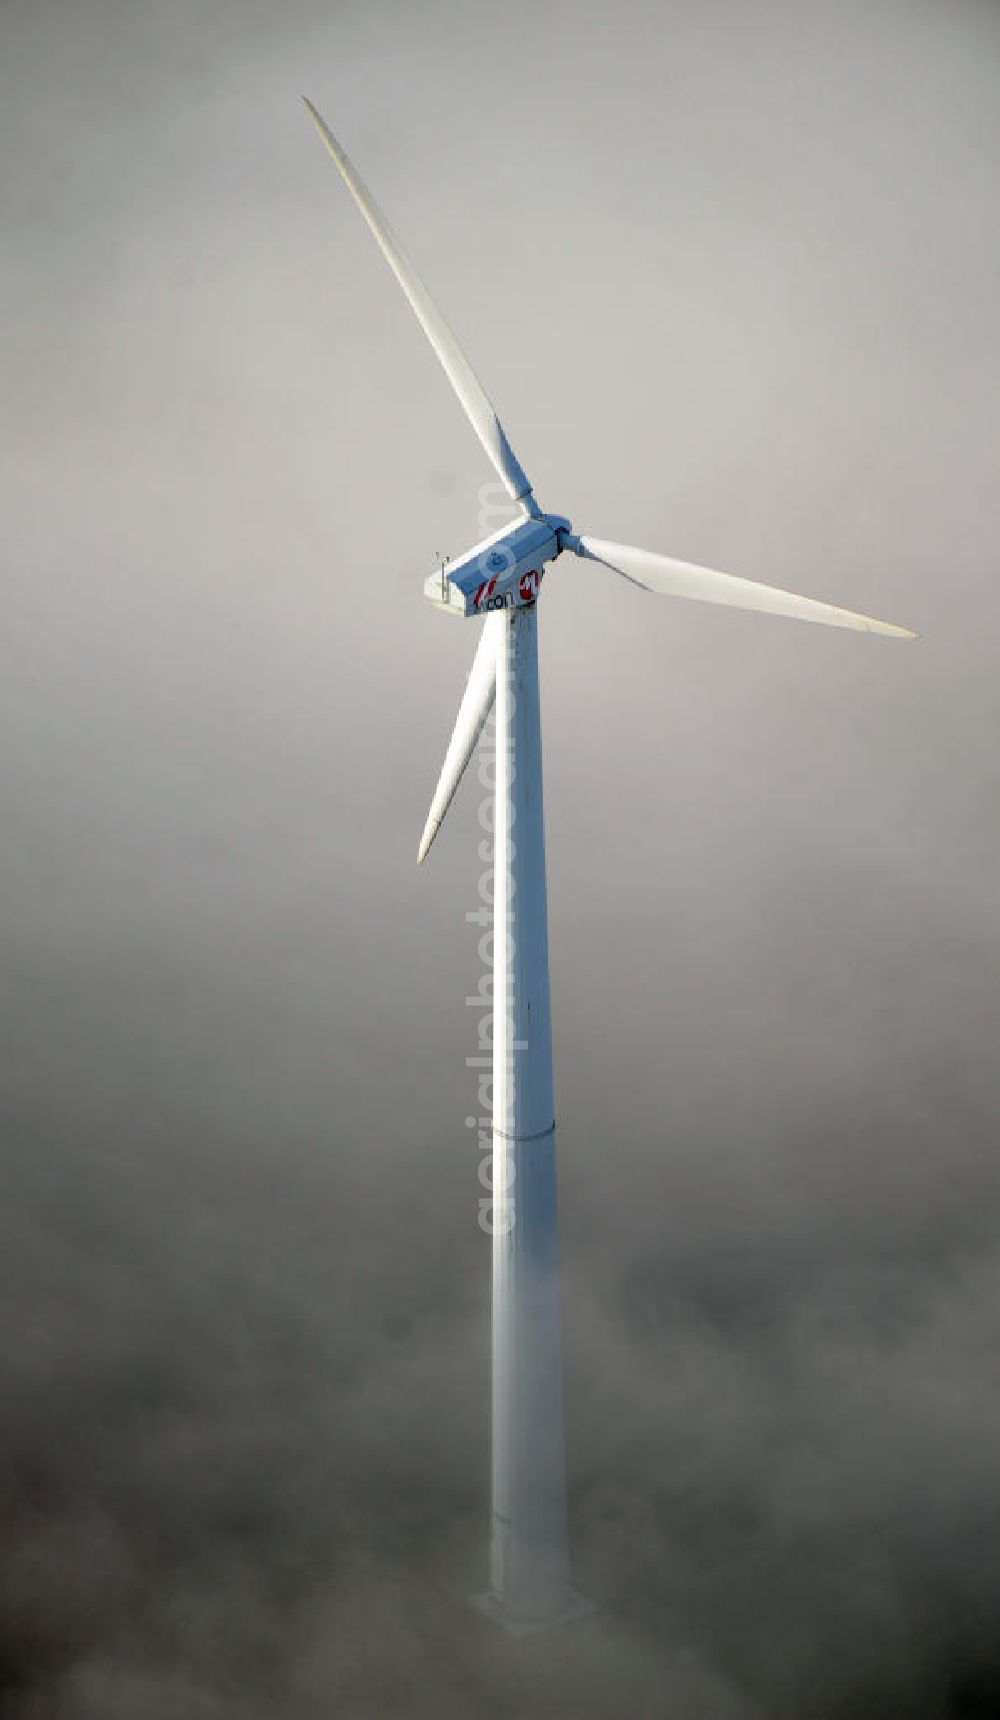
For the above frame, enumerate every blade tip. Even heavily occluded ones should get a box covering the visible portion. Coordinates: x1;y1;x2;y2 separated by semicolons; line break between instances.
874;621;919;640
301;96;329;138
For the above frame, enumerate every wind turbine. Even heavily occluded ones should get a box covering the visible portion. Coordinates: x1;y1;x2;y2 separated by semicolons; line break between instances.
302;99;915;1633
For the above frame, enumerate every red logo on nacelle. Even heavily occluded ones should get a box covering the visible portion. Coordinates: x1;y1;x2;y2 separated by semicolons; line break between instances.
472;569;542;612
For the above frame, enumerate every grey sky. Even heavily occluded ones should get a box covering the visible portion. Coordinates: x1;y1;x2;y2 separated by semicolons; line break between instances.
2;0;1000;1714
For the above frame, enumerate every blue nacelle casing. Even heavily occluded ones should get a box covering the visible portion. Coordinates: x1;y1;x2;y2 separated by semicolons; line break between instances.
423;514;571;617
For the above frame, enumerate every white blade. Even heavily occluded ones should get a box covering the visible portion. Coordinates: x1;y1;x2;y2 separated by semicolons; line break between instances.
303;99;535;510
418;616;502;864
574;537;916;639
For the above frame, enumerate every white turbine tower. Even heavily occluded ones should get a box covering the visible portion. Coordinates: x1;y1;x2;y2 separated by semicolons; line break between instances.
303;100;915;1633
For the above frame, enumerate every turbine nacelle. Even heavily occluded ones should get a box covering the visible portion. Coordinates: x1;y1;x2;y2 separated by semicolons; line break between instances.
423;513;572;618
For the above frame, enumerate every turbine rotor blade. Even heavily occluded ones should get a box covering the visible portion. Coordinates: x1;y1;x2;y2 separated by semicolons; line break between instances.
573;537;916;639
418;616;502;865
303;99;536;511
